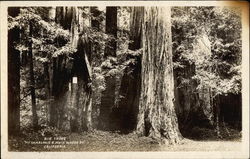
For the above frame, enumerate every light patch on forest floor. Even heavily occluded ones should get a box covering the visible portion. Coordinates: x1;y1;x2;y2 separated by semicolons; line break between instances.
159;139;241;151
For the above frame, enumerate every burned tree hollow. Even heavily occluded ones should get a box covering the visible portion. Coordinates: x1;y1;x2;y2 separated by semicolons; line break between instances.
50;7;92;132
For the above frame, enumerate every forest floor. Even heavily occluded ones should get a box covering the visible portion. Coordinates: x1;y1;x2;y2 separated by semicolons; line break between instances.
9;126;242;152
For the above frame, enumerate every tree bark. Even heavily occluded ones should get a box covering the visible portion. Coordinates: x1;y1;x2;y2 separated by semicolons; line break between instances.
28;20;38;130
104;7;117;57
136;7;182;144
129;7;144;50
52;7;93;132
173;63;203;131
44;62;51;125
213;95;221;138
115;7;143;132
90;7;103;129
173;32;215;133
8;7;20;136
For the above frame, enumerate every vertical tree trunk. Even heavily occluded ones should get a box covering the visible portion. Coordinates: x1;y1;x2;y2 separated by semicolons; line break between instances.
44;62;50;125
50;58;58;126
70;78;79;131
91;7;102;30
104;7;117;57
115;7;143;131
99;7;117;130
72;7;92;132
129;7;144;50
90;7;103;129
28;20;38;130
8;7;20;136
173;63;202;131
213;95;221;138
136;7;181;144
53;7;93;131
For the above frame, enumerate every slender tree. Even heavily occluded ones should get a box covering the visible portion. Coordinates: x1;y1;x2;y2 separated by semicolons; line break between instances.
90;6;103;128
28;19;39;130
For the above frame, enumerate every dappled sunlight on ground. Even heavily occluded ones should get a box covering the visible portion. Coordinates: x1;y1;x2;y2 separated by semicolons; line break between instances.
159;139;241;151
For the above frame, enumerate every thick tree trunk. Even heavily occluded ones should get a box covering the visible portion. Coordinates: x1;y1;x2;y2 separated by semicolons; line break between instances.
29;20;38;130
8;7;20;136
173;63;206;131
173;33;214;133
136;7;181;144
220;93;242;130
73;7;92;131
115;7;143;132
71;47;92;132
99;7;117;130
52;7;92;132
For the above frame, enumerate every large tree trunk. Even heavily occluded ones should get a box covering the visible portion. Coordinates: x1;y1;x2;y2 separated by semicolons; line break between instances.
173;32;215;135
136;7;182;144
220;93;242;130
114;7;143;132
28;20;38;130
71;33;92;131
52;7;92;132
173;63;202;131
99;7;117;130
8;7;21;136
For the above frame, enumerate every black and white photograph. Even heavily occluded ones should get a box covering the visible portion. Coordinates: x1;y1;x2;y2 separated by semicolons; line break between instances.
1;1;249;159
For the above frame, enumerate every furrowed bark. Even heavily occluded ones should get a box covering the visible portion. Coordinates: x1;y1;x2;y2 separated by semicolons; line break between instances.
136;7;182;144
52;7;92;131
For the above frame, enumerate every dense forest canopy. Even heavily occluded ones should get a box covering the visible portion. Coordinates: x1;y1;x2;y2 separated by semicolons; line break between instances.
8;6;242;150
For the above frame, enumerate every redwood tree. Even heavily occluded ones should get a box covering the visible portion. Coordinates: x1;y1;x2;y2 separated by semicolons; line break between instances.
136;7;182;144
51;7;92;131
116;7;143;131
8;7;21;136
99;7;117;130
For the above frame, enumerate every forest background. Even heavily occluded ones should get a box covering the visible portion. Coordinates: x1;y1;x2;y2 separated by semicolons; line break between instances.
2;3;248;153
